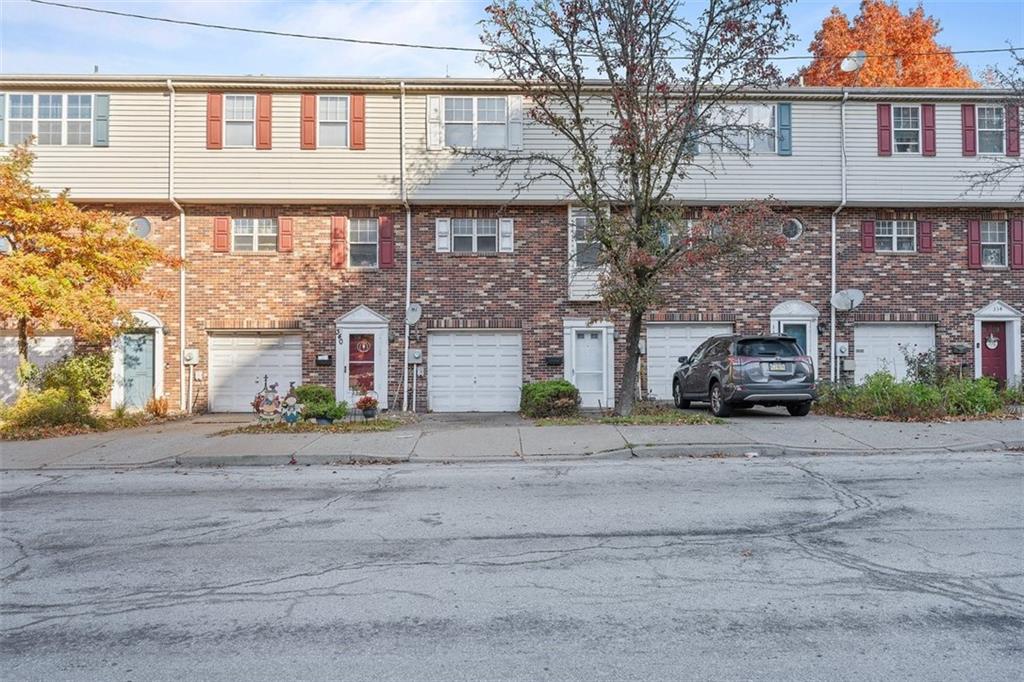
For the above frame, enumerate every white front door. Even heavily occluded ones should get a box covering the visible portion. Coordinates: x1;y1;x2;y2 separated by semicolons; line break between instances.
337;327;389;409
853;324;936;383
427;331;523;412
572;329;607;408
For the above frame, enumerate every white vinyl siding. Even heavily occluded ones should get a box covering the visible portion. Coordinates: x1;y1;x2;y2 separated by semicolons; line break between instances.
224;94;255;148
444;96;507;149
875;219;916;252
6;93;92;146
349;218;379;268
981;220;1008;267
232;217;277;252
892;105;920;153
977;106;1005;155
318;95;349;148
427;331;523;412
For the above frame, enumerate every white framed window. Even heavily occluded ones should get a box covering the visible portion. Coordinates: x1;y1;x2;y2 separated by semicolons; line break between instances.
443;96;507;149
318;95;349;148
571;209;601;268
977;106;1005;155
875;219;916;253
232;217;277;252
708;104;776;153
980;220;1008;267
349;218;379;268
6;93;93;146
224;94;255;148
451;218;498;253
892;105;920;153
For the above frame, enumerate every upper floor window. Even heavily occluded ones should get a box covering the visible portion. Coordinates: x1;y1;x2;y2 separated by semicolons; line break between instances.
708;104;776;154
232;218;277;252
452;218;497;253
571;208;601;268
977;106;1005;154
444;96;507;148
349;218;379;268
318;95;349;147
7;93;93;146
892;105;920;153
875;219;916;252
224;94;255;147
981;220;1007;267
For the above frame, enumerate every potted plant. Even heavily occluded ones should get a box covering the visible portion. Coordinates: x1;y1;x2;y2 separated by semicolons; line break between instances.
356;394;379;419
326;401;349;424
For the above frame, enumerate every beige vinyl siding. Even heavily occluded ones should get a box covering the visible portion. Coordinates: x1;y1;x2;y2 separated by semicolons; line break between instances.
173;91;402;202
4;89;170;201
845;101;1021;206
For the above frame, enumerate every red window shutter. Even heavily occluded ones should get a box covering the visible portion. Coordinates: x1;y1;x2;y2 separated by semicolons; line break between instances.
350;94;366;150
860;220;876;253
213;216;231;252
256;93;272;150
917;221;933;253
921;104;936;156
1011;218;1024;268
378;215;395;268
962;104;976;156
330;216;348;268
300;93;316;150
876;104;892;156
206;92;223;150
1006;105;1020;157
278;217;294;252
967;219;982;268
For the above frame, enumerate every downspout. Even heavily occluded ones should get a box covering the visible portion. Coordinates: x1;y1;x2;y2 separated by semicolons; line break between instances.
167;79;188;412
830;88;849;384
400;80;413;412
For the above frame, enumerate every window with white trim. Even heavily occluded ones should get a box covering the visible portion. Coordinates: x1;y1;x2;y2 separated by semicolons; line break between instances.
892;105;920;153
977;106;1005;154
875;219;916;253
318;95;349;147
444;96;507;148
981;220;1008;267
6;93;93;146
572;209;601;268
349;218;379;268
451;218;498;253
232;218;277;252
708;104;776;153
224;94;255;147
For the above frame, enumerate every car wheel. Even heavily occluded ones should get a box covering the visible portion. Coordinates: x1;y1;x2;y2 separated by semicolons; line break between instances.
709;382;732;417
786;401;812;417
673;381;690;409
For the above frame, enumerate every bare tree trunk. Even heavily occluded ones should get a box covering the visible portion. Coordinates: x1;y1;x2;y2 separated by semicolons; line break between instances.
17;316;29;369
615;309;645;416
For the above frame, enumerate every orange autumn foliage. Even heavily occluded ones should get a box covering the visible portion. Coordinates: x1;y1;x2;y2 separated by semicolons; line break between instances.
796;0;977;88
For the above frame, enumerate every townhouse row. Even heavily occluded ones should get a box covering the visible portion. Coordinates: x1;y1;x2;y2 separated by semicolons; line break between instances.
0;76;1020;412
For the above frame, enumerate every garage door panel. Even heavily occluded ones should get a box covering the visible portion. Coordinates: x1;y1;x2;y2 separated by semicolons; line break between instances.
853;324;935;383
645;324;732;400
209;334;303;412
427;332;522;412
1;335;75;403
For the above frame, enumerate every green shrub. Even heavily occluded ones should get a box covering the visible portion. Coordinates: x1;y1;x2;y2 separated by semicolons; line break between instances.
1;388;96;430
36;353;112;404
941;377;1003;416
294;384;335;405
1003;385;1024;406
304;399;349;421
520;379;581;418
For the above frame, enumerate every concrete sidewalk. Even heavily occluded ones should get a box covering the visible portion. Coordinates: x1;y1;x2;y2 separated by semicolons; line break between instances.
1;408;1021;470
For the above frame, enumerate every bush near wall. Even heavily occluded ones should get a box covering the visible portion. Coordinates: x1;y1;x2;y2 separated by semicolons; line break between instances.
815;373;1013;421
520;379;581;418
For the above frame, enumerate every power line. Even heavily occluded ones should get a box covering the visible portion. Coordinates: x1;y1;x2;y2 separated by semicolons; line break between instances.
27;0;1022;63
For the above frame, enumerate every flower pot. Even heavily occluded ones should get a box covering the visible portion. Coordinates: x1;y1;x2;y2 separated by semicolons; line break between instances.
362;408;378;419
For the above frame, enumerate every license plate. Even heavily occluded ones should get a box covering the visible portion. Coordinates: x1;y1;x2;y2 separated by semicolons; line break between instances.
769;362;787;372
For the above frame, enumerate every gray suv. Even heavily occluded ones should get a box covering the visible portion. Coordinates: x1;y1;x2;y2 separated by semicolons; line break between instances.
672;335;817;417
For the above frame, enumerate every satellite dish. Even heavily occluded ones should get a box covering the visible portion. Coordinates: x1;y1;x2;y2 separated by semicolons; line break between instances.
830;289;865;311
405;303;422;326
840;50;867;73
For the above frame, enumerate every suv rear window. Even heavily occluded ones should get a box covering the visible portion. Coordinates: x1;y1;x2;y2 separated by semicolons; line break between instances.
735;338;801;357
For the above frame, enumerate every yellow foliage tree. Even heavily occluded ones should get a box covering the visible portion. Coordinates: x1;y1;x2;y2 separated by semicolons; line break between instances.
796;0;977;87
0;145;180;372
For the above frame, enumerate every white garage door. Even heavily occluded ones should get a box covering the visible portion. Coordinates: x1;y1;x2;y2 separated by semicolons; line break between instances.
208;334;303;412
645;323;732;400
854;324;935;383
1;334;74;403
428;331;522;412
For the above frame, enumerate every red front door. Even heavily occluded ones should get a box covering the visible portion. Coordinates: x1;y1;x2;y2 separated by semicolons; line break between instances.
980;321;1008;386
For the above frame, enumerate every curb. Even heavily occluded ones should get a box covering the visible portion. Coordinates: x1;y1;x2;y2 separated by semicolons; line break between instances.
173;453;411;468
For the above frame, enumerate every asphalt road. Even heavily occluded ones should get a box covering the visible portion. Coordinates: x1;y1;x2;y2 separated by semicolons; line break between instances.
2;453;1022;681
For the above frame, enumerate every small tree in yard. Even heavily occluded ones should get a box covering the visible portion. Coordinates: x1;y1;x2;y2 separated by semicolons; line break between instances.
0;145;179;381
474;0;795;415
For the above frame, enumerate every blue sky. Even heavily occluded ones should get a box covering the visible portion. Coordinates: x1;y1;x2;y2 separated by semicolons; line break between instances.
0;0;1021;79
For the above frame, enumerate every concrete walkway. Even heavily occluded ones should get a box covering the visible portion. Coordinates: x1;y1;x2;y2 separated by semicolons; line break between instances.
1;408;1021;470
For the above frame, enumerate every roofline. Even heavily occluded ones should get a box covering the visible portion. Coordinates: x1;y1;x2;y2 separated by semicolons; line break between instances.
0;74;1014;99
